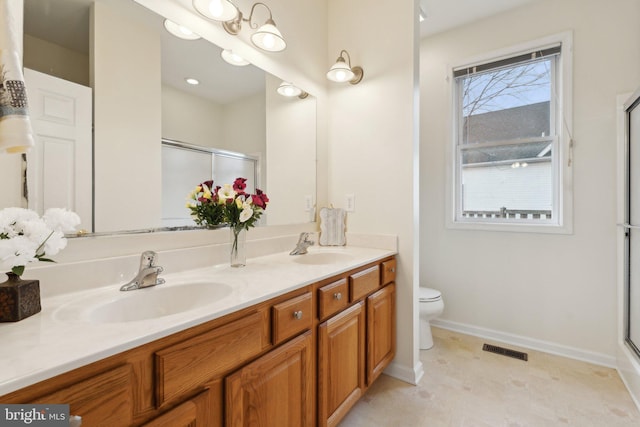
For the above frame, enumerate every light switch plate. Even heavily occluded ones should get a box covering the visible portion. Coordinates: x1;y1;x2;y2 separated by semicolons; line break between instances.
345;194;355;212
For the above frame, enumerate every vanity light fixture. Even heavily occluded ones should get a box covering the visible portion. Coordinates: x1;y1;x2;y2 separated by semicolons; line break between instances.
193;1;286;52
276;81;308;99
326;50;363;84
221;49;250;66
185;77;200;85
222;3;286;52
163;19;200;40
192;0;239;22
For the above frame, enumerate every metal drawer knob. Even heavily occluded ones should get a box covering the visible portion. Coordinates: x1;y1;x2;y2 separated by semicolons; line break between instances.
293;310;303;320
333;292;342;300
389;267;395;273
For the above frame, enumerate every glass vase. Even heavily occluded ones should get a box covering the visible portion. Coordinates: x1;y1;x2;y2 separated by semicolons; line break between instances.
230;227;247;268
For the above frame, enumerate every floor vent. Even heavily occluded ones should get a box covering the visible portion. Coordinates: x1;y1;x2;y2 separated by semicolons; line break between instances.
482;343;528;361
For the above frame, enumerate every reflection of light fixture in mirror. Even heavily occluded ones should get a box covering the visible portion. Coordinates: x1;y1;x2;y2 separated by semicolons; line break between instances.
277;81;308;99
192;0;239;21
326;50;363;84
221;49;250;66
222;3;286;52
185;78;200;85
163;19;200;40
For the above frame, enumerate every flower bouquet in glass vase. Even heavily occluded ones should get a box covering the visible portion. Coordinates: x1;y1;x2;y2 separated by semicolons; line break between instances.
0;207;80;321
188;178;269;267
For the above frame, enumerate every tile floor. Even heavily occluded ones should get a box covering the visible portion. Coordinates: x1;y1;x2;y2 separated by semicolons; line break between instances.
339;327;640;426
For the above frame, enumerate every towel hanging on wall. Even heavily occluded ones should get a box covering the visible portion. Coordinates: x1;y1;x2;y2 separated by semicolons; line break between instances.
0;0;34;154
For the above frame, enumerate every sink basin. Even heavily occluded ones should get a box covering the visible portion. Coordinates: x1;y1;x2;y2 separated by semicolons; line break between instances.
292;251;354;265
55;281;233;323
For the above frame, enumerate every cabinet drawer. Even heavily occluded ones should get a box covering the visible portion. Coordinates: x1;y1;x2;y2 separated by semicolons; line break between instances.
155;311;268;407
381;258;397;285
318;279;348;320
349;265;380;301
272;292;313;345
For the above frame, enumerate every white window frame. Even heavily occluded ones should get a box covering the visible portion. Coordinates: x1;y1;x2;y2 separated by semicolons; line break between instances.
445;32;573;234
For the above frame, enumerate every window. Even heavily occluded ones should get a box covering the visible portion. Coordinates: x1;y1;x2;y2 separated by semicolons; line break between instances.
451;38;571;232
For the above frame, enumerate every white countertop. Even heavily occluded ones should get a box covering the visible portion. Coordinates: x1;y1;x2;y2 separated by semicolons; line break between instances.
0;246;395;396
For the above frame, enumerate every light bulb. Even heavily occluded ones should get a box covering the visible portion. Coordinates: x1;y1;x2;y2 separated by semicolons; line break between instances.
262;34;275;50
209;0;223;18
179;26;194;37
335;70;347;82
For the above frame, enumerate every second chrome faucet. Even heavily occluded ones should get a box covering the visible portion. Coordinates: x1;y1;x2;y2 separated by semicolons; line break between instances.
290;232;314;255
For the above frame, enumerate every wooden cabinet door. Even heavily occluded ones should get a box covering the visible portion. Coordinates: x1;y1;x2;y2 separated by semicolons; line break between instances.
367;283;396;385
33;364;134;427
143;390;212;427
226;331;314;427
318;301;365;427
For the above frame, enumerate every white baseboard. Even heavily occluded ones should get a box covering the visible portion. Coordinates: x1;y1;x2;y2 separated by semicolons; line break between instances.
617;343;640;411
384;360;424;385
431;319;616;368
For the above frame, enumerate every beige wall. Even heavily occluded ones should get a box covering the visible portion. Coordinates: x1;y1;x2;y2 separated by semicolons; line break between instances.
327;0;420;381
161;84;223;147
222;92;265;156
91;2;162;232
265;74;316;226
23;34;89;86
420;0;640;360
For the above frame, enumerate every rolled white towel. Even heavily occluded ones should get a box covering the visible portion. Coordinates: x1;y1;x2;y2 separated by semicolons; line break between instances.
0;0;35;154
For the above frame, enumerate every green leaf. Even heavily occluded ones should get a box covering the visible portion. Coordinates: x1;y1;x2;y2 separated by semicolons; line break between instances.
11;265;25;277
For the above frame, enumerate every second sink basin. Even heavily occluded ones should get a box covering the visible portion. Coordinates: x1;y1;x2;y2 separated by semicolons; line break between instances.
55;281;233;323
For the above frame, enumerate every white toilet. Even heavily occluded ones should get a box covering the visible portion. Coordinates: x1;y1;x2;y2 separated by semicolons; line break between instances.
419;287;444;350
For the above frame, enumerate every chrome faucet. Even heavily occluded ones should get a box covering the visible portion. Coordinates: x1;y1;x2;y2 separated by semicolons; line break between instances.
120;251;165;291
290;232;314;255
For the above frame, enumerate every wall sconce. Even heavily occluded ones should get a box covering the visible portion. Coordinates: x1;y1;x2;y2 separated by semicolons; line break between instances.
277;81;308;99
193;1;286;52
163;19;201;40
326;50;363;84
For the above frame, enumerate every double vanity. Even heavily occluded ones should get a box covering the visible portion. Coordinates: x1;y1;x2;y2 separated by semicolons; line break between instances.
0;244;397;426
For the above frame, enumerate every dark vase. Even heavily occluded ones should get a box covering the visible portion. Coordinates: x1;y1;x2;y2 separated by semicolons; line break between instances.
0;272;41;322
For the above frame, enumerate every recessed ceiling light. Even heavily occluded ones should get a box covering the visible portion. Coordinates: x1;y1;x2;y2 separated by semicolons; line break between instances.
163;19;200;40
221;49;250;66
185;78;200;85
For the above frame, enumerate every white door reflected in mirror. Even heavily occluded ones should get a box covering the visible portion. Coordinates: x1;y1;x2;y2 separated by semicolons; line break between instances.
24;68;92;232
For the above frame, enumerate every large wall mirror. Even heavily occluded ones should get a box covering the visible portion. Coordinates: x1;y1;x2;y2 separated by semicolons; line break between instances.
18;0;316;234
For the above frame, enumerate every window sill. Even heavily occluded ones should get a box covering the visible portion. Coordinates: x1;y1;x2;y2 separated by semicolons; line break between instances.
446;219;573;235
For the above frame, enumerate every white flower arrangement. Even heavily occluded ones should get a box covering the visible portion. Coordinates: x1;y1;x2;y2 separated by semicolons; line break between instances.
0;207;80;276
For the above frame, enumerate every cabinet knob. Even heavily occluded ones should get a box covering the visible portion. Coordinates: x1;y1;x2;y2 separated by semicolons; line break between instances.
333;292;342;300
293;310;303;320
389;267;395;273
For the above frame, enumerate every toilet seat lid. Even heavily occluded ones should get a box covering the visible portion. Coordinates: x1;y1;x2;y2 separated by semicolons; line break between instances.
419;287;441;301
